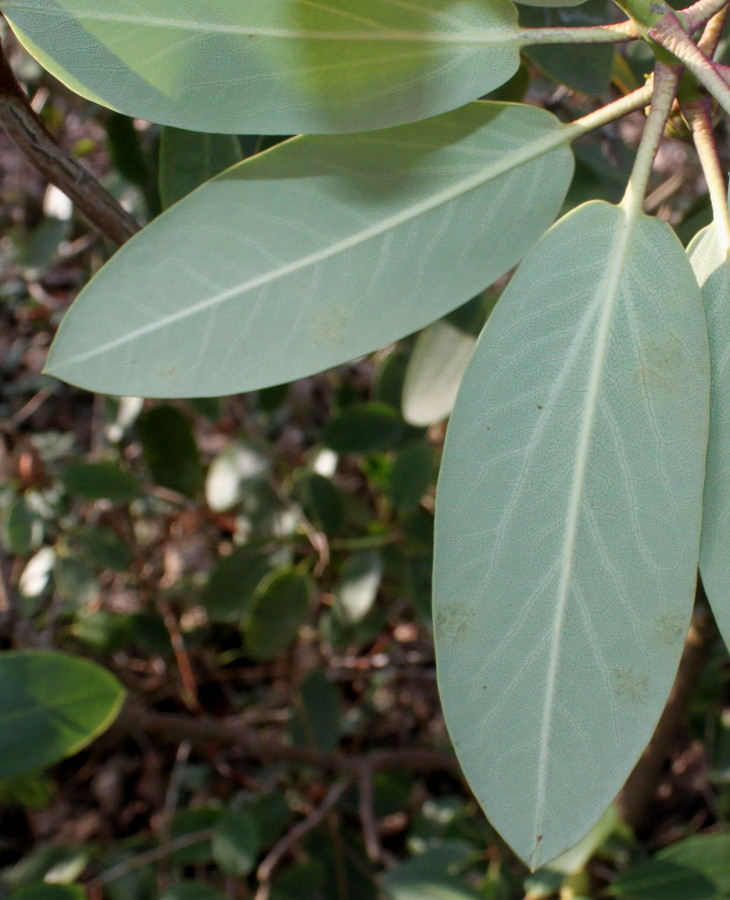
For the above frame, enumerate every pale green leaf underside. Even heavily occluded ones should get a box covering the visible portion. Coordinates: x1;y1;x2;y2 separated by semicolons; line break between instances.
689;225;730;648
45;102;573;398
435;201;709;868
3;0;523;134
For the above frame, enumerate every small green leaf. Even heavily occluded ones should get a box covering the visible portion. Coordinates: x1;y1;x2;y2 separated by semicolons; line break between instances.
46;103;574;398
4;0;524;134
212;809;260;877
77;526;133;571
202;548;272;623
388;440;435;512
609;833;730;900
243;570;311;660
383;847;483;900
3;495;43;556
137;405;202;497
0;651;125;780
61;461;140;503
7;845;91;891
205;442;269;513
402;322;477;426
159;128;242;208
159;885;227;900
170;809;222;864
290;668;342;752
435;201;709;867
12;886;85;900
297;472;345;535
335;550;384;624
324;403;405;454
609;834;730;900
53;556;98;609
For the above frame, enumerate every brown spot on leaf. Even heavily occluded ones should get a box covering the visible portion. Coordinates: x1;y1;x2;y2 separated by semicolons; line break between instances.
435;605;473;644
613;665;649;704
636;335;685;395
656;611;688;647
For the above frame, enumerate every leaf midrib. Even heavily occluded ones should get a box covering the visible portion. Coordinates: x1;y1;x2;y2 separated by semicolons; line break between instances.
48;120;572;374
531;204;638;867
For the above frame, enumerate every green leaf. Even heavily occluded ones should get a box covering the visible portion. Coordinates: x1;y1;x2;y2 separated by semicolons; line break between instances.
434;201;710;868
159;128;242;209
0;650;125;780
7;845;91;891
389;440;435;512
402;321;477;426
212;809;260;877
170;809;222;864
205;441;269;513
324;403;405;454
45;102;574;398
54;556;98;609
242;570;311;660
382;848;483;900
3;494;43;556
4;0;524;134
61;461;141;503
11;886;85;900
137;405;203;497
609;833;730;900
689;224;730;649
609;862;715;900
335;550;384;624
202;548;273;623
77;526;133;571
159;885;227;900
521;0;614;95
297;472;345;535
290;668;342;752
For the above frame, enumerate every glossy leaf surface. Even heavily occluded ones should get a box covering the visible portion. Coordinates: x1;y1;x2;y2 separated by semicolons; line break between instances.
0;651;125;780
435;201;709;867
46;102;573;398
3;0;524;134
689;225;730;648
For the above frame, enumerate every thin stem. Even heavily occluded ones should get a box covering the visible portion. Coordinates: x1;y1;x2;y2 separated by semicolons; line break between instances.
119;703;461;774
698;5;729;56
89;827;216;888
565;82;654;141
684;97;730;252
254;778;353;900
622;63;680;217
650;13;730;116
681;0;728;32
0;40;138;246
518;21;637;45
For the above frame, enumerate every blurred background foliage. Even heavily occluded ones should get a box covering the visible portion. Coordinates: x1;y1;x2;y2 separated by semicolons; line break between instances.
2;6;730;899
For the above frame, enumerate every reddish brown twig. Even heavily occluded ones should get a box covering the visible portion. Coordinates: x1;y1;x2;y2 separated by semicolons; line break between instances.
0;38;138;246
